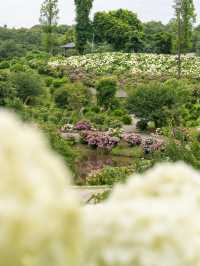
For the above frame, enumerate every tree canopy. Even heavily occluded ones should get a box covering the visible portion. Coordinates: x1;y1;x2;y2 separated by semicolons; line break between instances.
93;9;144;52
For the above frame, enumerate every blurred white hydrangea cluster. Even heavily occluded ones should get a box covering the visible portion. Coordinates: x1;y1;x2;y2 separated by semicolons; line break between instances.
1;110;200;266
0;111;82;266
84;163;200;266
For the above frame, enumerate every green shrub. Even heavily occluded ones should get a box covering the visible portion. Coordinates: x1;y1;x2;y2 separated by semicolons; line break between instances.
0;81;16;106
134;159;154;173
45;77;54;87
89;113;106;125
11;72;44;104
122;114;132;125
54;87;69;108
112;108;125;117
0;61;9;69
52;77;69;88
41;123;76;170
127;79;190;127
90;106;101;113
136;119;148;131
105;117;122;128
96;77;117;109
161;141;200;170
86;166;134;186
10;63;25;72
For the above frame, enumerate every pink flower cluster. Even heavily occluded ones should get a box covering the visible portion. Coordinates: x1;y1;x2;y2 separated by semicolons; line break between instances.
74;120;91;131
122;133;142;146
150;139;165;152
82;131;120;149
142;138;165;154
122;134;165;153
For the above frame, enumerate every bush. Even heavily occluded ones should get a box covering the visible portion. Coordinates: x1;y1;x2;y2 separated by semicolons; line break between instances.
54;87;69;108
0;61;9;69
45;77;54;87
11;72;44;104
127;79;190;127
41;124;76;170
0;40;24;59
112;109;125;117
81;131;120;150
55;83;91;111
74;120;91;131
10;63;26;72
52;77;69;88
123;133;142;146
122;114;132;125
96;77;117;108
86;166;134;186
0;81;16;106
136;119;148;131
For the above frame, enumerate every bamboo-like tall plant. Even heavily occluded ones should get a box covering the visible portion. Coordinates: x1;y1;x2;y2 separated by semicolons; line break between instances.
173;0;196;79
40;0;59;54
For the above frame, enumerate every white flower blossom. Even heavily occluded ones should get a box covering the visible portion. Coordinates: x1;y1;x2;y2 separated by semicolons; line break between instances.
49;52;200;78
83;163;200;266
0;111;82;266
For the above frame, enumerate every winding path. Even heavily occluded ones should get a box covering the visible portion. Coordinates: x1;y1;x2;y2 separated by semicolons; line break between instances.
73;186;111;204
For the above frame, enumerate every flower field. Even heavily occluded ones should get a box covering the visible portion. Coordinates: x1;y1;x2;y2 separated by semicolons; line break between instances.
49;52;200;77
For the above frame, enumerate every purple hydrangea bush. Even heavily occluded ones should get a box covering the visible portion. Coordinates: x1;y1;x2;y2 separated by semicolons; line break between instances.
122;133;142;146
82;131;120;150
74;120;92;131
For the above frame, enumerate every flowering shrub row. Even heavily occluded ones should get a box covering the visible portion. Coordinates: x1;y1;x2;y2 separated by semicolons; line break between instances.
86;166;134;186
142;138;165;154
122;133;142;146
122;133;165;153
61;120;92;132
49;52;200;78
60;123;165;152
74;120;91;131
81;131;120;150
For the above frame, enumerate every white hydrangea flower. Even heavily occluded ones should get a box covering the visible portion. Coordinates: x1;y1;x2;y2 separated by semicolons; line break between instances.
84;163;200;266
49;52;200;78
0;111;82;266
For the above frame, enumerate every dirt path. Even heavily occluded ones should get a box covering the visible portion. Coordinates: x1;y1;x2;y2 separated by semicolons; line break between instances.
73;186;111;204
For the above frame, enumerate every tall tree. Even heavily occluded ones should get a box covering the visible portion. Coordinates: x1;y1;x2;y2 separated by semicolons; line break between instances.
181;0;196;51
74;0;93;54
40;0;59;53
93;9;143;52
174;0;196;78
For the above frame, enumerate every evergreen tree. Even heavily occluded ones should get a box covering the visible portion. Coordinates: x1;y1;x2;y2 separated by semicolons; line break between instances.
74;0;93;54
174;0;195;78
181;0;196;52
174;0;196;53
40;0;59;53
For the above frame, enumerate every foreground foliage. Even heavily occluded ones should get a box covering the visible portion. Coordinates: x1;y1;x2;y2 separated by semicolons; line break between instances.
1;111;200;266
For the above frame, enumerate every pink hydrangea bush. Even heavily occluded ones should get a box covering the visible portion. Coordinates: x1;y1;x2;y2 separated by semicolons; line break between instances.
122;133;142;146
142;138;165;154
74;120;91;131
82;131;120;150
